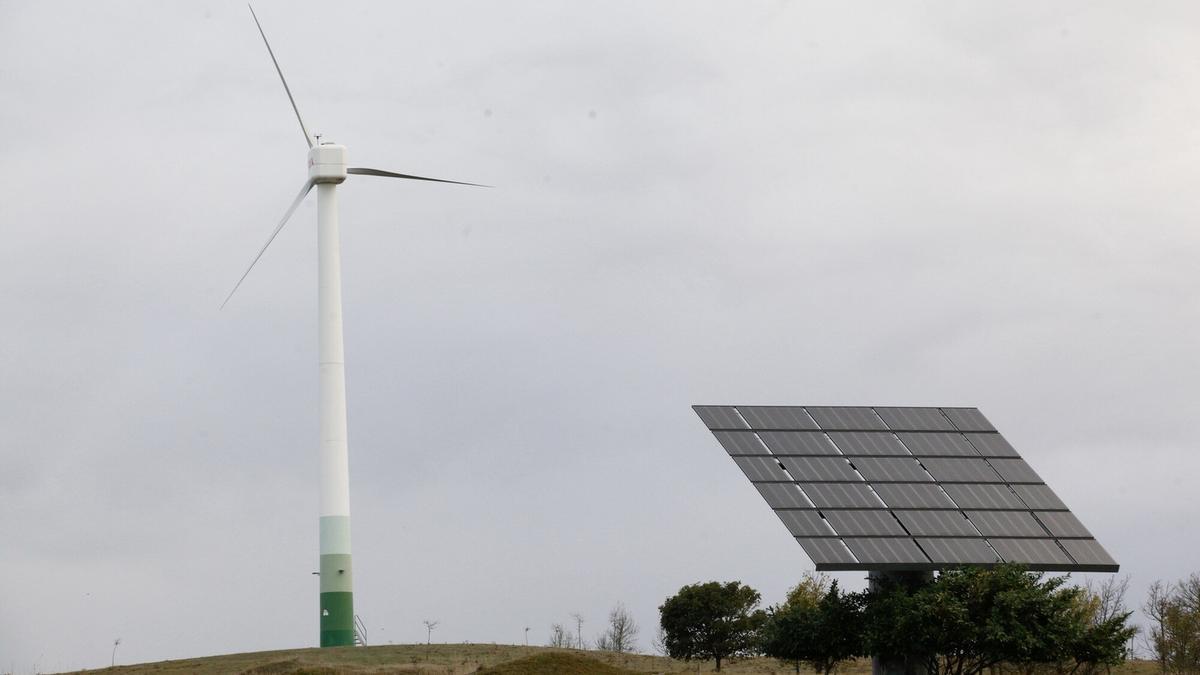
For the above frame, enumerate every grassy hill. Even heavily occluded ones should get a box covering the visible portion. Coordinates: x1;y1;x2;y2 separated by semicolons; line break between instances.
57;644;1159;675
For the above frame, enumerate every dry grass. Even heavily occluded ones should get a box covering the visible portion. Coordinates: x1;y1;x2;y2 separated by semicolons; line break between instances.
55;644;1160;675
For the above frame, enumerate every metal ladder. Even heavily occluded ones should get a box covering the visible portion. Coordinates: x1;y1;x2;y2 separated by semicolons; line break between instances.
354;614;368;646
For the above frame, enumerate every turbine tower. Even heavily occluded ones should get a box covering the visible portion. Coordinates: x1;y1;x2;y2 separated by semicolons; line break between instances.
225;6;484;647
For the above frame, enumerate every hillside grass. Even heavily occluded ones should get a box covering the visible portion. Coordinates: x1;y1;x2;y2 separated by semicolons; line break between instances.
58;644;1161;675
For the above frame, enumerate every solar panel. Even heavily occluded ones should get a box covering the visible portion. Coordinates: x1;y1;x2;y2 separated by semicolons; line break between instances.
1013;484;1068;510
918;538;1001;564
712;431;767;455
828;432;910;456
873;483;958;509
963;433;1020;457
694;405;746;429
1034;511;1093;538
894;510;978;537
823;510;908;536
805;407;887;430
942;408;996;432
774;510;835;537
795;538;859;565
874;407;956;431
852;457;933;483
759;431;840;455
843;537;930;564
737;406;819;430
942;483;1026;509
754;483;814;509
697;405;1117;572
778;457;861;482
896;432;979;457
965;510;1047;537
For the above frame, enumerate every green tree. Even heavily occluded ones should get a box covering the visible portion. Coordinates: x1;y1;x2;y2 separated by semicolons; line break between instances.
659;581;766;671
781;571;832;612
863;565;1126;675
762;581;864;674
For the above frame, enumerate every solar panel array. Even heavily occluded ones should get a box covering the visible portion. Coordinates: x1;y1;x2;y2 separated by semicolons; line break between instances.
695;405;1118;572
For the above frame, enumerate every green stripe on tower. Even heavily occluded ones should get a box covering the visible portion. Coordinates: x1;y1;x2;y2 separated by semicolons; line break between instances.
320;591;355;647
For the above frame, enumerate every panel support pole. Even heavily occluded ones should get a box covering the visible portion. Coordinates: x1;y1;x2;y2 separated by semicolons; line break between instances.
868;570;933;675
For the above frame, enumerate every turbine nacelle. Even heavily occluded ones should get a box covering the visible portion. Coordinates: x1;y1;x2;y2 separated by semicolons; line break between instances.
309;143;347;184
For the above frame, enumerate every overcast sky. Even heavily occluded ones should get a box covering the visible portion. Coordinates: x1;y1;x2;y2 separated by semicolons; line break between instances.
1;1;1198;672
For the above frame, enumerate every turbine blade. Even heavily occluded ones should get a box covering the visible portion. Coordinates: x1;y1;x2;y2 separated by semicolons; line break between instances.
248;4;313;149
347;167;490;188
221;179;315;309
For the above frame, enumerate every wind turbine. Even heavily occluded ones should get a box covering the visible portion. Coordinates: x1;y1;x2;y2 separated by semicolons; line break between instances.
225;6;485;648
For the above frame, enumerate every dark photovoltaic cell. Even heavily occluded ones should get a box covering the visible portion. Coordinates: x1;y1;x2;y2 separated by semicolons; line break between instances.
919;538;1001;564
828;432;910;456
990;459;1043;483
897;432;979;457
754;483;813;509
712;431;766;455
732;456;791;482
942;408;996;432
894;510;979;537
777;457;861;482
873;483;958;509
964;433;1020;457
1034;511;1093;538
874;407;956;431
696;405;1117;572
1013;484;1068;510
966;510;1047;537
775;510;835;537
1059;539;1117;567
805;407;887;430
800;483;884;508
737;406;819;430
920;457;1003;483
989;538;1073;566
852;457;933;483
796;538;859;565
844;537;930;564
823;510;907;536
694;406;746;430
759;431;839;455
941;483;1026;509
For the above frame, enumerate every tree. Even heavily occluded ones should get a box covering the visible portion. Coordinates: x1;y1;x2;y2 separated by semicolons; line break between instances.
781;571;832;612
863;565;1135;675
762;581;864;674
1142;574;1200;674
659;581;766;671
422;619;439;644
595;603;639;653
